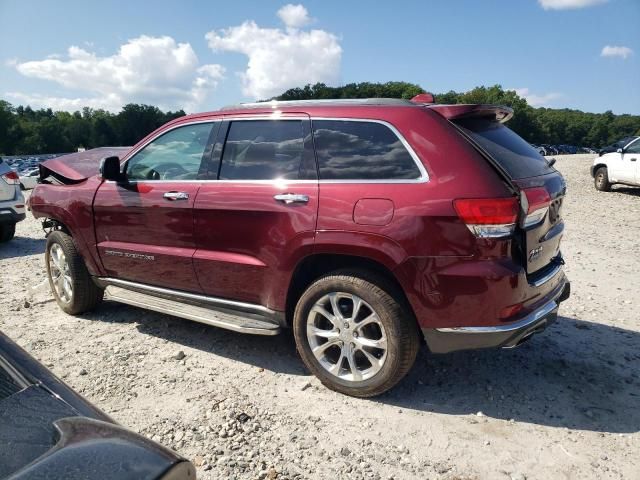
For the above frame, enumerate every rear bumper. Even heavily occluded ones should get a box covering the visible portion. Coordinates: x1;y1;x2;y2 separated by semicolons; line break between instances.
423;276;570;354
0;208;26;224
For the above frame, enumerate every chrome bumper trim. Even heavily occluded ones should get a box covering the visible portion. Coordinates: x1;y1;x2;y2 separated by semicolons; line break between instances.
436;298;558;334
529;262;563;287
95;277;276;316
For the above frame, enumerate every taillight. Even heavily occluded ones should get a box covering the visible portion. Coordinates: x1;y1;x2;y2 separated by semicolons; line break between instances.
2;171;20;185
453;197;519;238
521;187;551;228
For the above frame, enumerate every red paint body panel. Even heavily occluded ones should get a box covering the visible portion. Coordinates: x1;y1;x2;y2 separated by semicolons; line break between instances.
30;178;104;276
193;181;318;309
93;181;203;291
29;102;568;334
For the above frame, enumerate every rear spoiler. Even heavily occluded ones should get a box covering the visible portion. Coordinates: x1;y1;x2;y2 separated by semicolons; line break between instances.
427;104;514;123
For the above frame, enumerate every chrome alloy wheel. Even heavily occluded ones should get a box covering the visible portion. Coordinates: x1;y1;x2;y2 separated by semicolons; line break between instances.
596;172;605;188
306;292;387;382
49;243;73;303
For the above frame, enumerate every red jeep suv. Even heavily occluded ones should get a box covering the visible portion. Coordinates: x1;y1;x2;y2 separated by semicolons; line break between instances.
29;97;570;397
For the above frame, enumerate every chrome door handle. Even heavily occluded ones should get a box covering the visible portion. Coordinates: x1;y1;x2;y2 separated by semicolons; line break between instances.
163;191;189;201
273;193;309;204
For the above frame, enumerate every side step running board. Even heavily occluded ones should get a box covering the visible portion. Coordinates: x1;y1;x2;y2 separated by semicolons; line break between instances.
99;279;281;336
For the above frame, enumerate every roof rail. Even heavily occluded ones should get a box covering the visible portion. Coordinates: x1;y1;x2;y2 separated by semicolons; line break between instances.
220;98;416;110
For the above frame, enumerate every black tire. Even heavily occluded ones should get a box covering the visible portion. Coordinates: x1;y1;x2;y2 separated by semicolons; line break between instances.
594;167;611;191
293;270;420;397
45;230;103;315
0;223;16;243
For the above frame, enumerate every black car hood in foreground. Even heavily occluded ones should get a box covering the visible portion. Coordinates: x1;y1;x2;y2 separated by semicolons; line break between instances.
0;332;195;480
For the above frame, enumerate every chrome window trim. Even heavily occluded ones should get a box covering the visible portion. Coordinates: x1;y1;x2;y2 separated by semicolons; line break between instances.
114;115;430;185
310;117;429;184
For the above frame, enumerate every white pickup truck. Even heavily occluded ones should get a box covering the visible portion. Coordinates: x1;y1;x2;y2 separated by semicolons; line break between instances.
592;137;640;191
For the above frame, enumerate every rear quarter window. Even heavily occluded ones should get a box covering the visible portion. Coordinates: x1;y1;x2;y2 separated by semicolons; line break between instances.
312;120;422;181
455;118;554;179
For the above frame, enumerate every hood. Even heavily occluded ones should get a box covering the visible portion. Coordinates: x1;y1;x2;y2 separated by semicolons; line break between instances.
40;147;131;183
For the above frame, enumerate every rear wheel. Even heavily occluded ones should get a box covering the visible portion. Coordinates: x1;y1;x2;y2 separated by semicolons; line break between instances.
0;223;16;243
45;231;103;315
594;167;611;191
293;271;420;397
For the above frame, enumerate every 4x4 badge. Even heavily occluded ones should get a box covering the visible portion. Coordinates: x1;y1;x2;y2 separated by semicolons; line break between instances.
528;246;544;262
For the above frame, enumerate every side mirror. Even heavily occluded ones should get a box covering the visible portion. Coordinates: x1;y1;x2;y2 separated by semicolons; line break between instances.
616;148;623;154
547;157;556;167
99;156;123;181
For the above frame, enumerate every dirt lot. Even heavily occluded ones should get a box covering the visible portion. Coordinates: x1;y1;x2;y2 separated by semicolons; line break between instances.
1;154;638;480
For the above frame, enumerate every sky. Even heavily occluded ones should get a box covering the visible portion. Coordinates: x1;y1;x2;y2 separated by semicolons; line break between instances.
0;0;638;115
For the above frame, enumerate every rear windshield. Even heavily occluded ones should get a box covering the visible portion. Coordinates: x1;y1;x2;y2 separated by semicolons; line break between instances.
455;118;554;179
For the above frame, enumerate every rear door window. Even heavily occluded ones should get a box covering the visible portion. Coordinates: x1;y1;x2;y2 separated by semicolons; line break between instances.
455;119;554;179
312;120;422;180
219;120;308;180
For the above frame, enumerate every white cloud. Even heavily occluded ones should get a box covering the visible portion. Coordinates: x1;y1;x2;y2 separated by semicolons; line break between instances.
513;88;563;107
10;35;225;112
538;0;607;10
205;6;341;99
601;45;634;59
277;4;312;29
5;92;125;112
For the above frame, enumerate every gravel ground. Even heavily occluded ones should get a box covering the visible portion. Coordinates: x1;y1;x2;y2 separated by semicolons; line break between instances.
1;154;638;480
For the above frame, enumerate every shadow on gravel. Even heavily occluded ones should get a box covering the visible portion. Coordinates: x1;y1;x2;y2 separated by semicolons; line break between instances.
79;304;640;433
381;316;640;434
612;187;640;197
80;302;305;376
0;237;45;260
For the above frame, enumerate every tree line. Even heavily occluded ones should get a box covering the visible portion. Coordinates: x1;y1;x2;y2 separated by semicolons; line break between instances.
1;83;639;155
274;83;640;148
0;102;185;156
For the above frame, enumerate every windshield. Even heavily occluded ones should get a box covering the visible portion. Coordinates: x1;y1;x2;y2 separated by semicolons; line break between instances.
0;365;22;400
455;118;555;179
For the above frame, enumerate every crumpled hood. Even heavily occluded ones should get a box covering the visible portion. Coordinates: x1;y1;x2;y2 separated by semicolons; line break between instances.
40;147;131;182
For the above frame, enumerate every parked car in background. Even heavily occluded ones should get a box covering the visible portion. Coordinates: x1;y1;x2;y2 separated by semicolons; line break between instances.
599;136;639;156
19;168;40;190
531;144;547;156
578;147;597;154
592;136;640;191
0;157;26;242
0;330;195;479
29;98;570;397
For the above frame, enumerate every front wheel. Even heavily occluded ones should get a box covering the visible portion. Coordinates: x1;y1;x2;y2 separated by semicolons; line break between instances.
45;231;103;315
594;167;611;191
293;271;420;397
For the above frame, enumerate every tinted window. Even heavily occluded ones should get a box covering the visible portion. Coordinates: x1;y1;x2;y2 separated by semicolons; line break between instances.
455;119;554;179
626;139;640;154
312;120;421;180
219;120;305;180
126;122;214;181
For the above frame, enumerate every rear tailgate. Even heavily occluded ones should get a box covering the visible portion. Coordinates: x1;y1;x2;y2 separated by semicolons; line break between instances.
440;109;565;276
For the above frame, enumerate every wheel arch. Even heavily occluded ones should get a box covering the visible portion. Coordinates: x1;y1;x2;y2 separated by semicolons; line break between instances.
592;163;607;178
285;253;419;334
36;206;103;276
